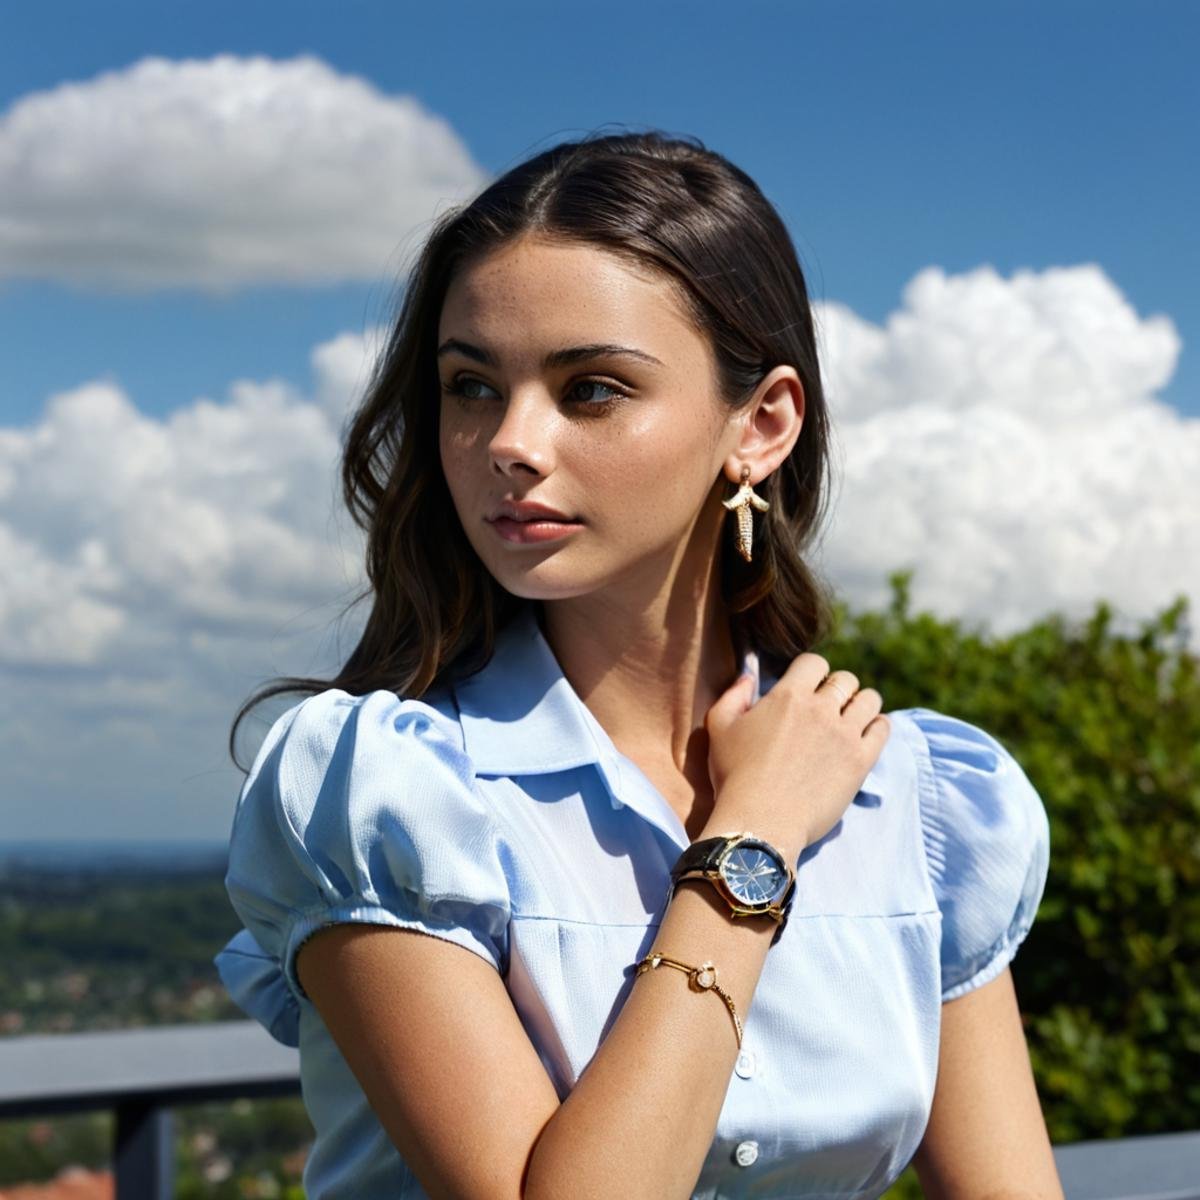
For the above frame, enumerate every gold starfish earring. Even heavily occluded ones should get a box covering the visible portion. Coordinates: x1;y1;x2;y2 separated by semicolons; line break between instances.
722;464;770;562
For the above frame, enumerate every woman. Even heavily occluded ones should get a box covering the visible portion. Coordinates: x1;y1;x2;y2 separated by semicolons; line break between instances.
215;130;1061;1199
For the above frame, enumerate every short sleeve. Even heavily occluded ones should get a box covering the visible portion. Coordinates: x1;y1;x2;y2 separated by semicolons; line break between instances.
908;707;1051;1002
214;688;512;1040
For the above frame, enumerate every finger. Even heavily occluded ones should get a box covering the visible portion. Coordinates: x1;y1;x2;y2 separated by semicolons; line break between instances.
862;711;891;744
777;652;834;692
818;670;860;705
706;672;755;734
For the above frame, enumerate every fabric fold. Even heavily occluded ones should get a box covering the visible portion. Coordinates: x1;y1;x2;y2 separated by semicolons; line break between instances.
908;706;1052;1001
214;926;300;1047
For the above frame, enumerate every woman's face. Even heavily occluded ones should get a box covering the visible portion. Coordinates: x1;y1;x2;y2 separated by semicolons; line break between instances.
437;233;741;603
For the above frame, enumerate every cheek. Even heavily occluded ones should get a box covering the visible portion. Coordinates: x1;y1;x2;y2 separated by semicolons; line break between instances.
586;413;716;526
438;418;480;499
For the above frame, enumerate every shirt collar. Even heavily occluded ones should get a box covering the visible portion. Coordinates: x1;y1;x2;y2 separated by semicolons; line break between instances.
451;605;884;834
454;604;613;779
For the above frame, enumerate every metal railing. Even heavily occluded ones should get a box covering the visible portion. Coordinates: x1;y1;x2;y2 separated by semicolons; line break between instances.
0;1021;299;1199
0;1021;1197;1199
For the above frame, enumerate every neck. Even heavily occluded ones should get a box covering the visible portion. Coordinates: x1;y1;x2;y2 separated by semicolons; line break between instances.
537;509;742;775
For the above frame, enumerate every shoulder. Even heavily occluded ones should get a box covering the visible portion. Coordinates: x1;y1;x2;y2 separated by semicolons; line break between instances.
242;686;473;810
231;684;497;866
231;684;502;897
258;685;468;758
894;706;1049;863
220;685;513;1023
889;706;1052;1001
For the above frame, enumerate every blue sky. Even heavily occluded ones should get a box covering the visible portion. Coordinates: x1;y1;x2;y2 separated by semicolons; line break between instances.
2;1;1197;843
2;0;1197;426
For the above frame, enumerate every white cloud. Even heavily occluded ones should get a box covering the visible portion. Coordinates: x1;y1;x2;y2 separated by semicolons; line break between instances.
0;522;126;666
0;54;490;292
813;263;1196;638
0;332;383;678
0;264;1195;841
312;327;389;427
0;328;386;841
817;263;1181;422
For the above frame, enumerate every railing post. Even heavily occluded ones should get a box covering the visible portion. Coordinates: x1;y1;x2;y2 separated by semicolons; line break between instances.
115;1098;175;1200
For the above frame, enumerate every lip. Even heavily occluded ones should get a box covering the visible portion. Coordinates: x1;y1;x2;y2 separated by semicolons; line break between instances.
488;516;585;545
485;498;584;545
488;499;578;523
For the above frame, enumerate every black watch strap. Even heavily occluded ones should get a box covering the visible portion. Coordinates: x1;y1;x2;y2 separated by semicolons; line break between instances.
670;834;796;947
670;836;729;882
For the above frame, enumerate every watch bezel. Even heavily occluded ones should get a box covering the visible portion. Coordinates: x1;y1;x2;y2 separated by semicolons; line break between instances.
714;835;794;910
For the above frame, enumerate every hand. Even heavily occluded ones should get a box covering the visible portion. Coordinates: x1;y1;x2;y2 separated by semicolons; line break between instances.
701;654;890;855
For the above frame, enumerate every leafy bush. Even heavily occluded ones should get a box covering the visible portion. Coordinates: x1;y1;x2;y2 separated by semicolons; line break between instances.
820;570;1200;1162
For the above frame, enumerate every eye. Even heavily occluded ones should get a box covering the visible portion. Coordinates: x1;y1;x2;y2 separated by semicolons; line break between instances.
440;374;629;410
566;378;627;407
441;375;498;403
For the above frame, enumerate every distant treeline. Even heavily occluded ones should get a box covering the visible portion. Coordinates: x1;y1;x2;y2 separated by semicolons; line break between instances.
0;860;245;1032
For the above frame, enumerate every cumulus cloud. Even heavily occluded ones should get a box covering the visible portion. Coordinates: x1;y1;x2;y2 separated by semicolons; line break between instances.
0;332;383;673
1;263;1195;840
0;327;387;841
812;263;1196;638
312;327;389;428
0;54;490;291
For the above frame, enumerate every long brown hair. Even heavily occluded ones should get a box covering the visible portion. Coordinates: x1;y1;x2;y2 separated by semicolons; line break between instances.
229;129;836;771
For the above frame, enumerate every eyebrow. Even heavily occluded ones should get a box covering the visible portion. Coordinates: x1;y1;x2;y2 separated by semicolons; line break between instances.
436;338;664;370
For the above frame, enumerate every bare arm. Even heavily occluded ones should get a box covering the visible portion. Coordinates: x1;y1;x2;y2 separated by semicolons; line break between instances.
524;849;791;1198
296;823;796;1200
911;966;1064;1200
296;655;885;1198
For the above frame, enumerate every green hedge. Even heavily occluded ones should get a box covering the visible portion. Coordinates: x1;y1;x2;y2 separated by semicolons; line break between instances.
818;570;1200;1153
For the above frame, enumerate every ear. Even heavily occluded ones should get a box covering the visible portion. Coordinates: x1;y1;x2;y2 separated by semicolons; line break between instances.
721;366;805;485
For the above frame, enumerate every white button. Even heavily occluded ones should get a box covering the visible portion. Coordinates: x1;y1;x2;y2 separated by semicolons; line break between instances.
734;1140;759;1167
734;1049;757;1078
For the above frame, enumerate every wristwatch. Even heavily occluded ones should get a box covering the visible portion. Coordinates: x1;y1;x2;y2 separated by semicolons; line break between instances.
669;832;797;942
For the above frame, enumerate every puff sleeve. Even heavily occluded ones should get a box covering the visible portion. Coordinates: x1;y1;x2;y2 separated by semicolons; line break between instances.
909;707;1051;1002
213;688;512;1044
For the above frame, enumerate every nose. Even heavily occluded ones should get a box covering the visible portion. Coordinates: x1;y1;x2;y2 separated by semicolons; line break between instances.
489;390;555;478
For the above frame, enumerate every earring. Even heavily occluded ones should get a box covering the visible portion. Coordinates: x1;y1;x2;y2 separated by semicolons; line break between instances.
722;464;770;562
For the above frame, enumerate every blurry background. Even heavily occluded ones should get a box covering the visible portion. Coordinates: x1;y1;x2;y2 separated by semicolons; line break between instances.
1;2;1197;1197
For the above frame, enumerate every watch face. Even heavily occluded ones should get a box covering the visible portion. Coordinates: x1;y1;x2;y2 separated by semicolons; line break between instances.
719;839;790;906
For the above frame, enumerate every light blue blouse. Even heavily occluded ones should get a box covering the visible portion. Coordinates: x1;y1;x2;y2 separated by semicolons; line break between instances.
215;603;1051;1200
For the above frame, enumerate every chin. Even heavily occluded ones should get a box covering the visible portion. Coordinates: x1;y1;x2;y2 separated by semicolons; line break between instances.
482;558;605;603
495;575;597;603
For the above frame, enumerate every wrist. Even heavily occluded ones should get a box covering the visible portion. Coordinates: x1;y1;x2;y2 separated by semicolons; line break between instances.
670;830;800;948
694;816;806;864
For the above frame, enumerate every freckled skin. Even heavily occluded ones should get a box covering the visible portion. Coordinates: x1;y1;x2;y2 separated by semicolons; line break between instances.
436;229;806;839
437;233;736;606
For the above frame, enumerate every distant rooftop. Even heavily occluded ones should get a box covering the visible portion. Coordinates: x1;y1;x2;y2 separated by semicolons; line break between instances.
0;1166;112;1199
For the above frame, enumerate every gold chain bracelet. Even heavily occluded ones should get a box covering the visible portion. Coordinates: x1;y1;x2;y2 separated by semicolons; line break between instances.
634;952;744;1049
